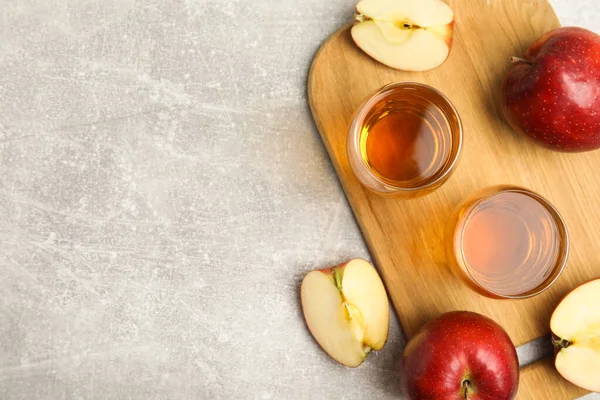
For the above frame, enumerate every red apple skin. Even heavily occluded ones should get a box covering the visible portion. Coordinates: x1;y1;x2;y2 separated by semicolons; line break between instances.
501;27;600;152
401;311;519;400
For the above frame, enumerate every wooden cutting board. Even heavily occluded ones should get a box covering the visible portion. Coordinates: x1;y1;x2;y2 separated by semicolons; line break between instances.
308;1;595;399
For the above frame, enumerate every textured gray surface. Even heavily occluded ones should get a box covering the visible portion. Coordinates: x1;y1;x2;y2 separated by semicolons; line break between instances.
0;0;598;399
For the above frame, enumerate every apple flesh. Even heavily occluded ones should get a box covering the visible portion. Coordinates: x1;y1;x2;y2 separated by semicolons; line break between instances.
501;27;600;152
402;311;519;400
551;279;600;392
300;259;390;367
351;0;454;72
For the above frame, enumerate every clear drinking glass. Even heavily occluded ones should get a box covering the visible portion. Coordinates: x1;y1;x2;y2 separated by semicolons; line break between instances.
446;185;569;299
347;82;463;198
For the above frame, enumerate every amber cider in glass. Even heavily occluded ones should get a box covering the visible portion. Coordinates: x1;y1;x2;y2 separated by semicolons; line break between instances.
446;186;569;299
347;82;462;197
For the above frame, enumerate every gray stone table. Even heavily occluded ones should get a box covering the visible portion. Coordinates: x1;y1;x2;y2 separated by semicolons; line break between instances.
0;0;599;399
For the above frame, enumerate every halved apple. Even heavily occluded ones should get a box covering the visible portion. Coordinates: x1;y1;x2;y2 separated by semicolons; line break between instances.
351;0;455;72
300;259;390;367
551;278;600;391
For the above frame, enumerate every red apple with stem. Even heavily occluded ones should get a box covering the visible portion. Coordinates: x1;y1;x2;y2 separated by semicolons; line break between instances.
501;27;600;152
401;311;519;400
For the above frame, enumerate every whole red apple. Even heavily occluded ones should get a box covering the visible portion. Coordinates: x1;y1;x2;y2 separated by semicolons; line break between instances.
401;311;519;400
501;27;600;152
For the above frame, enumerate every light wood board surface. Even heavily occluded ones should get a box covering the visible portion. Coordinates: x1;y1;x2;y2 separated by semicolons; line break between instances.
308;0;595;398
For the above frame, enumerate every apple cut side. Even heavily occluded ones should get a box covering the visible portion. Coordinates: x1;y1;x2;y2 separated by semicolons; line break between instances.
551;278;600;392
300;259;390;367
351;0;454;72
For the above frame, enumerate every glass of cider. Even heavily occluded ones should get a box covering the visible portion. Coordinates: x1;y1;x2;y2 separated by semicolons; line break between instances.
347;82;462;197
446;185;569;299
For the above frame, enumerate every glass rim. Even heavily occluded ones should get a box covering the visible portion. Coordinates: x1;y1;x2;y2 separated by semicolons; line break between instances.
347;81;463;193
454;185;570;299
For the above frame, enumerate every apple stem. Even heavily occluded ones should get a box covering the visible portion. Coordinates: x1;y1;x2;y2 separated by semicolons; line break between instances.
511;56;533;65
354;13;366;23
462;380;471;400
552;337;572;350
333;267;342;291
